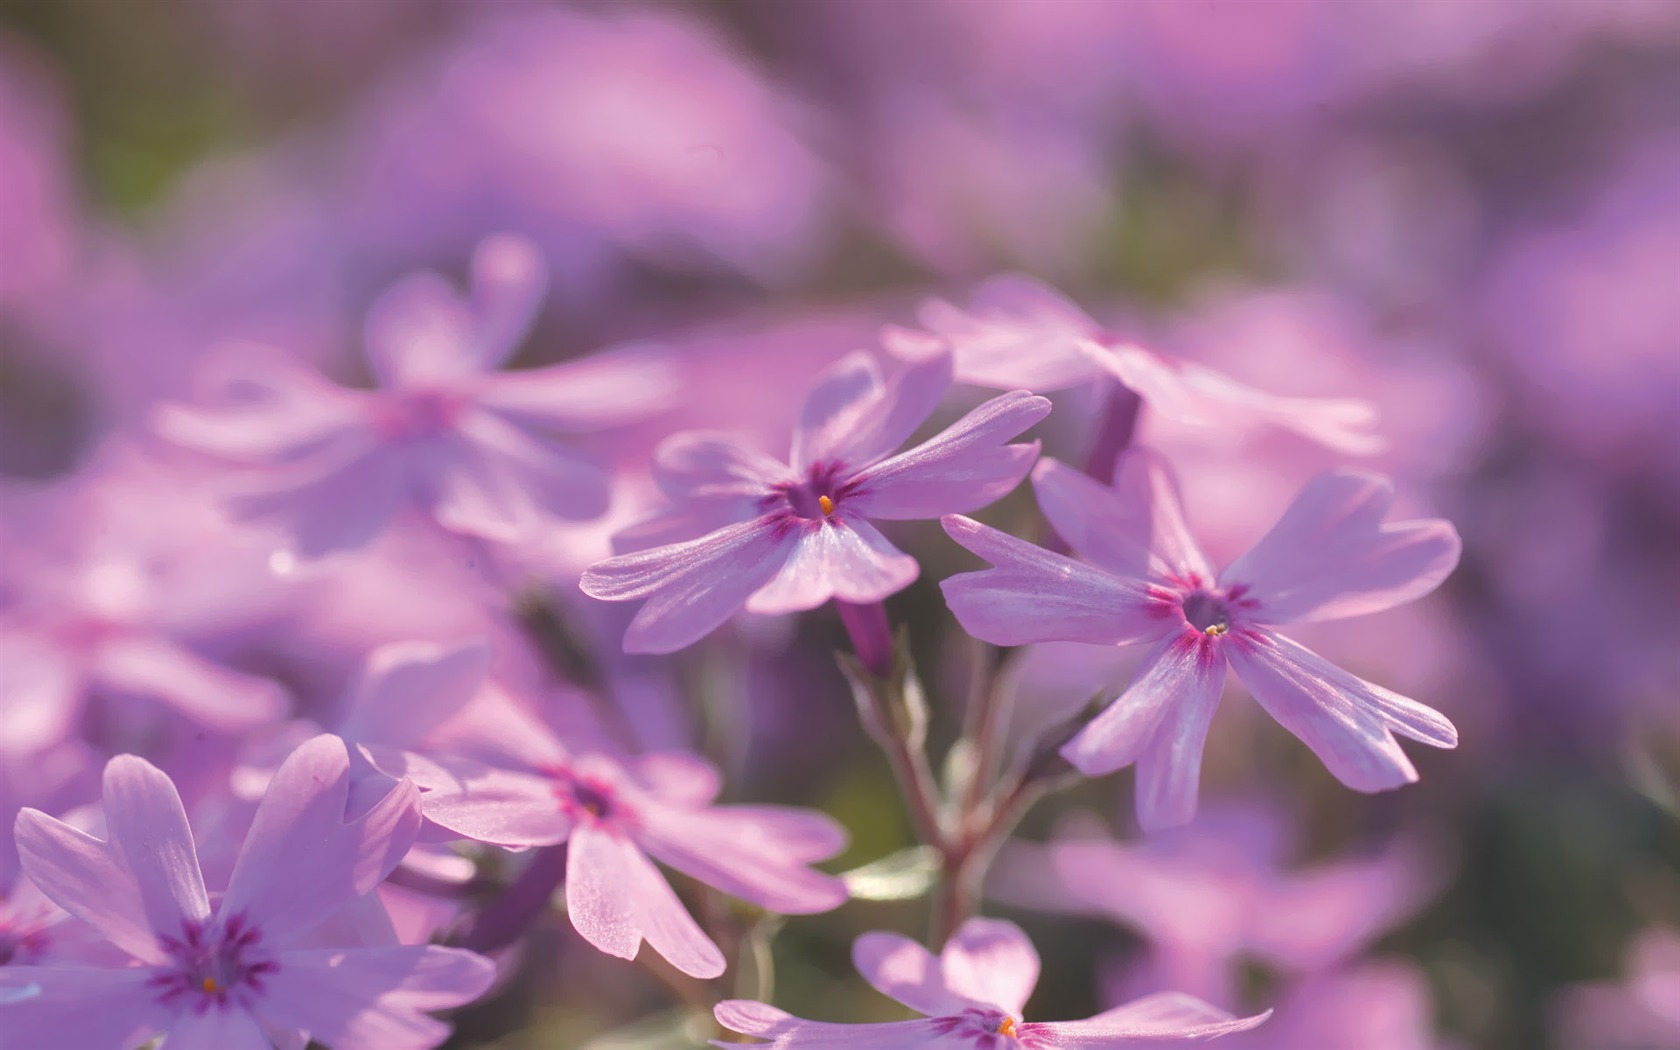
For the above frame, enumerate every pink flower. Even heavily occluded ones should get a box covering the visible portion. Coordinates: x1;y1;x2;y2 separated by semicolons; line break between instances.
941;450;1459;830
364;697;848;979
154;233;675;559
1;736;494;1050
713;916;1269;1048
580;345;1050;653
890;274;1383;454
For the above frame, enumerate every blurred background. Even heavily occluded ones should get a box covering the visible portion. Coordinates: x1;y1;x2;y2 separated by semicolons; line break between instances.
2;1;1679;1048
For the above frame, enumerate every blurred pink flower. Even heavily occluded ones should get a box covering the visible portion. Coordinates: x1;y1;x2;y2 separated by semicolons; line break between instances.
715;916;1270;1048
943;450;1459;829
155;234;674;559
582;345;1049;654
1553;927;1680;1050
895;275;1384;455
1215;961;1456;1050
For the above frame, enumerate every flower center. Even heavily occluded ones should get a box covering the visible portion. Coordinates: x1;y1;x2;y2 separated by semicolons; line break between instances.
149;915;276;1013
370;389;464;441
552;771;624;824
769;463;851;521
1181;589;1231;636
930;1008;1032;1047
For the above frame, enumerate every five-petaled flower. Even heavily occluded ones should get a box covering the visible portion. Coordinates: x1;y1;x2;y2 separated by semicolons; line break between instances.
1;735;494;1050
941;450;1460;831
581;344;1051;653
713;916;1269;1048
154;233;675;559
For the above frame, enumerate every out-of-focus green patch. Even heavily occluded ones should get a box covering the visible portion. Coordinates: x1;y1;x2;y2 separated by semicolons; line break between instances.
824;758;916;870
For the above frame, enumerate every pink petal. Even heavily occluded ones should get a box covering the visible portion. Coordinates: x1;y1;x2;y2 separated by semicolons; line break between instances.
1226;631;1457;792
220;735;421;944
1036;991;1271;1044
162;1001;272;1050
824;343;955;470
912;274;1108;391
581;519;799;655
477;344;680;431
229;441;408;560
939;917;1041;1017
94;636;287;732
468;232;548;370
565;822;725;978
0;636;79;756
941;515;1168;647
0;965;171;1050
649;431;792;502
1246;845;1438;971
364;273;476;389
1033;453;1215;586
258;945;495;1050
789;352;887;473
1099;344;1384;455
152;350;368;466
1061;634;1215;782
365;748;569;848
1131;639;1228;832
14;753;208;965
848;391;1050;519
744;519;919;614
1220;472;1461;625
849;932;967;1016
638;804;847;915
424;412;611;539
712;1000;957;1049
337;640;492;750
632;751;723;806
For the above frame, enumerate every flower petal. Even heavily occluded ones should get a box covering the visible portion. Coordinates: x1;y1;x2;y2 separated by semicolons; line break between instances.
650;431;792;502
1061;633;1214;785
14;753;208;964
939;917;1040;1018
0;965;171;1050
1034;991;1271;1045
849;932;968;1017
468;232;547;370
789;352;886;473
565;822;725;978
257;945;495;1050
639;804;847;915
425;412;611;538
1226;631;1457;792
162;1001;272;1050
712;1000;957;1049
477;343;680;431
363;273;476;389
581;519;798;655
827;343;955;470
940;515;1168;647
364;748;569;848
744;519;919;614
1220;472;1461;624
1131;638;1228;832
228;441;408;560
632;751;723;807
152;349;367;466
848;391;1050;519
909;274;1108;391
337;641;492;750
1032;452;1215;586
94;637;287;732
0;636;79;757
220;735;421;944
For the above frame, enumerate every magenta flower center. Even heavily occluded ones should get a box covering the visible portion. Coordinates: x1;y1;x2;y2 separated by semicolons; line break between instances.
768;462;856;521
1180;589;1233;636
370;389;466;441
149;914;276;1013
930;1007;1044;1048
551;770;629;826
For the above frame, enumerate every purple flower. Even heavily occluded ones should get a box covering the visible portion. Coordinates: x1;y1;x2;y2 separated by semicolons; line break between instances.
713;916;1269;1048
1;735;494;1050
154;233;675;559
1552;926;1680;1050
890;274;1383;454
581;345;1050;653
365;706;848;979
941;450;1459;830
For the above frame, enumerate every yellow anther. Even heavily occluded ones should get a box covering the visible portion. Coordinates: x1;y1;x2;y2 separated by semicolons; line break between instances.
1204;623;1228;637
997;1016;1019;1038
818;495;835;516
201;977;219;994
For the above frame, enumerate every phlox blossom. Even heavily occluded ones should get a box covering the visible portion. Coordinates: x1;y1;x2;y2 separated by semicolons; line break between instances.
713;916;1269;1048
581;343;1050;653
1;736;493;1050
942;450;1459;830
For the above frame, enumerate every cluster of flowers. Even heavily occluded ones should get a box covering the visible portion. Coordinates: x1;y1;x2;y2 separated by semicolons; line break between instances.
2;232;1468;1047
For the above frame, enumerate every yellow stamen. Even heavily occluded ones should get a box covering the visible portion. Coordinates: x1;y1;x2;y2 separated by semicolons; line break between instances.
201;977;219;994
818;494;835;516
997;1017;1018;1038
1203;623;1228;637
